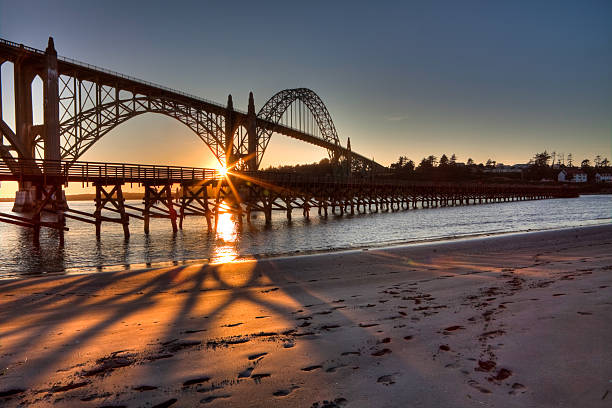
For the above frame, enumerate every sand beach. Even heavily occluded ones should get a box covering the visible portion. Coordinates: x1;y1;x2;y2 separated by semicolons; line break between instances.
1;224;611;407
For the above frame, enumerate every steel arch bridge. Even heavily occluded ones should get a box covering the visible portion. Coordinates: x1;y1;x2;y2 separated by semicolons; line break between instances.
0;37;382;176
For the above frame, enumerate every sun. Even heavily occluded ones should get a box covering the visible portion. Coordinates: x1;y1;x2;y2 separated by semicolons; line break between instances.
217;165;229;177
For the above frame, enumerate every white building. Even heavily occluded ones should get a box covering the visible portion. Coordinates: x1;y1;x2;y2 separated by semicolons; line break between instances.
595;173;612;183
558;169;587;183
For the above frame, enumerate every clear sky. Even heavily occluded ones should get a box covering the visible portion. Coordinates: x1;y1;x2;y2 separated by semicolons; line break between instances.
0;0;611;196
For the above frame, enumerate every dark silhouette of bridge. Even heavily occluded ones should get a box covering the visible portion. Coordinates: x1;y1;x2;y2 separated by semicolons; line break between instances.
0;37;377;171
0;37;576;244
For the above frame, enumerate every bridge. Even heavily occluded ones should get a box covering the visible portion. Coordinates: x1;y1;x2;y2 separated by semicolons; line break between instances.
0;37;577;244
0;37;378;173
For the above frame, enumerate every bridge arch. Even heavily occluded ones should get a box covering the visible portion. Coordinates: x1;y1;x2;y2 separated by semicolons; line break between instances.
256;88;341;164
58;91;226;164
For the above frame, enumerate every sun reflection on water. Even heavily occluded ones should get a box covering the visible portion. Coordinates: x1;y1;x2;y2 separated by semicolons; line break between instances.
211;210;240;264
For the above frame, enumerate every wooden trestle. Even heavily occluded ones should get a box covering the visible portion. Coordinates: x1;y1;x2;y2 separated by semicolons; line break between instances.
0;159;579;243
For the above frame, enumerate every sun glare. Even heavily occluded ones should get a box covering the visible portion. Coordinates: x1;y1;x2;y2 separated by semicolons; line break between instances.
217;165;229;177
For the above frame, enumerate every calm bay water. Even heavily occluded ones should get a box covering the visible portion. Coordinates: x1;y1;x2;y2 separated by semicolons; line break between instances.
0;195;610;279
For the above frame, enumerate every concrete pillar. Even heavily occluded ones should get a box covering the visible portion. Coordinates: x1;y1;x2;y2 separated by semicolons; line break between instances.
246;92;258;171
14;54;35;159
43;37;60;164
224;94;236;169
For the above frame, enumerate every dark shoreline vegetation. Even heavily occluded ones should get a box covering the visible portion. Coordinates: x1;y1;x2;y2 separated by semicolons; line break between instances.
260;150;612;191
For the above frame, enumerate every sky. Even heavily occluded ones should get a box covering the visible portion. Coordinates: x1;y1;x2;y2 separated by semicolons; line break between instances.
0;0;611;196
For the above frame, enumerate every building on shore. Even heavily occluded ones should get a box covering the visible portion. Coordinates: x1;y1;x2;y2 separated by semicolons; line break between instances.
558;169;588;183
595;173;612;183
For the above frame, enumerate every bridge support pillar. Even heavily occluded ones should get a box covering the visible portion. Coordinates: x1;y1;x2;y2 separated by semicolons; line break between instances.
93;183;130;239
13;184;37;212
246;92;258;171
143;184;177;234
224;95;237;169
284;197;292;220
179;182;213;232
43;37;61;164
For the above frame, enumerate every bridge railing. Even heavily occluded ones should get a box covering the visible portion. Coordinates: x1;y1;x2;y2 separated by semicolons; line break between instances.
0;158;219;184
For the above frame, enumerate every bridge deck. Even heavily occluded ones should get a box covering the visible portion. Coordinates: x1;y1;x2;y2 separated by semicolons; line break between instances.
0;159;576;196
0;159;218;184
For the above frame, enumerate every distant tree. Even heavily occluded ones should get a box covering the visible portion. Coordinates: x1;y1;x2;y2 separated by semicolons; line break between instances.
567;153;573;167
389;156;415;172
418;155;437;170
533;151;551;167
594;155;602;167
439;154;449;167
485;158;495;167
450;154;457;165
581;159;591;168
389;156;404;170
601;157;610;168
550;151;556;167
466;158;474;166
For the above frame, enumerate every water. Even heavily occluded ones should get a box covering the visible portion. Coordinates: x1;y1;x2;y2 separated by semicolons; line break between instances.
0;195;610;279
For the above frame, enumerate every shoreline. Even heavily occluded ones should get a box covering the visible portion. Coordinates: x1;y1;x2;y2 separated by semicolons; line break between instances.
3;220;611;281
0;223;611;407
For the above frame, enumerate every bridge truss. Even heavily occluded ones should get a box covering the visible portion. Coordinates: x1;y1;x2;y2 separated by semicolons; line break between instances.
0;37;381;177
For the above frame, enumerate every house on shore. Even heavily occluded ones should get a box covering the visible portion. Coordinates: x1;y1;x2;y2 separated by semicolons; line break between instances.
595;173;612;183
558;169;587;183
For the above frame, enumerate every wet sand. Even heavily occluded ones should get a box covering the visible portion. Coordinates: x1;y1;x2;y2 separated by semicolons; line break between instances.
1;224;611;407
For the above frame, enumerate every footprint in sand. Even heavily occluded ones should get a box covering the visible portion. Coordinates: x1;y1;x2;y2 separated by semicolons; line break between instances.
468;380;491;394
152;399;178;408
183;377;211;386
248;352;268;360
252;373;271;383
183;328;207;334
509;383;527;395
223;322;243;327
133;385;158;391
273;385;300;397
377;375;396;385
475;360;496;372
51;381;90;392
311;397;348;407
371;348;392;357
201;395;231;404
301;365;323;372
238;367;254;378
488;368;512;382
